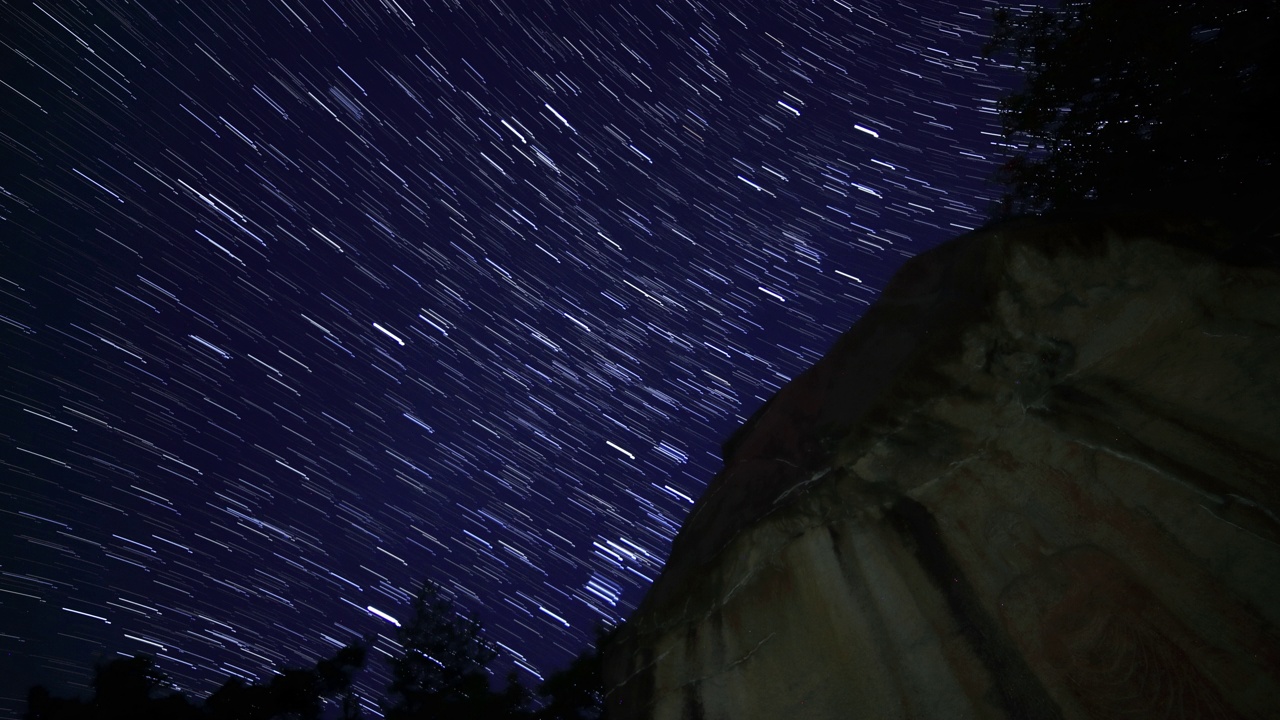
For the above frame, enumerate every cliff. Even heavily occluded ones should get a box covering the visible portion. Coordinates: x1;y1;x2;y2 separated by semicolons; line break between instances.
602;214;1280;719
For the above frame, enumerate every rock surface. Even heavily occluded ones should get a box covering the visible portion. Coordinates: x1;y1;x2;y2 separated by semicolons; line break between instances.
602;214;1280;720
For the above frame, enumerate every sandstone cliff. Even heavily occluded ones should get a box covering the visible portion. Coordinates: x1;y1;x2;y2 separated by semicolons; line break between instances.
602;214;1280;719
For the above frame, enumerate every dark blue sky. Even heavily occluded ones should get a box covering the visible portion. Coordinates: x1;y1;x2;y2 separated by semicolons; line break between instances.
0;0;1019;714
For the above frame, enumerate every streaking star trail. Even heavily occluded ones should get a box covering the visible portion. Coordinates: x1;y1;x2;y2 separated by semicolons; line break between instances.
0;0;1018;714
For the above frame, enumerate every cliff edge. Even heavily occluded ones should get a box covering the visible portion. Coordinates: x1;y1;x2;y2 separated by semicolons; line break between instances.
602;213;1280;719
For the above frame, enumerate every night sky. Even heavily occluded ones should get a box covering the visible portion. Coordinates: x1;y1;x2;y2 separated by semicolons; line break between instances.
0;0;1020;714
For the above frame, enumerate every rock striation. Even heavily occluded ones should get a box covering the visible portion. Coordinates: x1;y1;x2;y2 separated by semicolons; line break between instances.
602;214;1280;719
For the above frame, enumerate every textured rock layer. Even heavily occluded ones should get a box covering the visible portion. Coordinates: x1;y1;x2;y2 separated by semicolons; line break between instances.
603;215;1280;720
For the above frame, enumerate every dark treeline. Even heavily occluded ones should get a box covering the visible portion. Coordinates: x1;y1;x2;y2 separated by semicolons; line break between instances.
24;580;610;720
983;0;1278;248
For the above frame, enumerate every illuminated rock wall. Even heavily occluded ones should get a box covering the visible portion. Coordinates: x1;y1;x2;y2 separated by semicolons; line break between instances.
603;214;1280;720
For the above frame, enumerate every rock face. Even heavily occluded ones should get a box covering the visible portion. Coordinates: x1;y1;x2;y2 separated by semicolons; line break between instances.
602;214;1280;720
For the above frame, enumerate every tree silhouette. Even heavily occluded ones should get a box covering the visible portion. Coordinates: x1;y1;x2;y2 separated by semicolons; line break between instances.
314;644;368;720
26;654;202;720
24;581;622;720
382;579;528;720
205;643;365;720
25;644;365;720
983;0;1278;233
532;623;616;720
204;676;275;720
25;684;89;720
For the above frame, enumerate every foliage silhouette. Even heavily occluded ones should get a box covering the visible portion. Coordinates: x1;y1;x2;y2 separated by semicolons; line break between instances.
381;579;519;719
22;605;612;720
24;644;364;720
983;0;1278;234
26;654;203;720
24;583;613;720
532;624;617;720
204;643;365;720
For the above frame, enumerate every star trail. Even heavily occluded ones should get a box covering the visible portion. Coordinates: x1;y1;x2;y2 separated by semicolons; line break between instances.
1;0;1019;714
